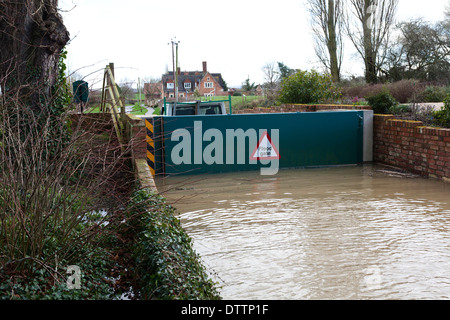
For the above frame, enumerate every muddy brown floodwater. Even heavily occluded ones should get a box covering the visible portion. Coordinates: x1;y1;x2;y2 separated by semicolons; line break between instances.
156;164;450;300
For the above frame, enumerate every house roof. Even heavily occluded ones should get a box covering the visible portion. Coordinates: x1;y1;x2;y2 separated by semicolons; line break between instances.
162;70;226;93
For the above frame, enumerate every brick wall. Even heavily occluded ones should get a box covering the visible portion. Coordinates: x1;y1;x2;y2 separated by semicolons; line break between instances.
125;114;147;160
374;114;450;182
70;112;113;132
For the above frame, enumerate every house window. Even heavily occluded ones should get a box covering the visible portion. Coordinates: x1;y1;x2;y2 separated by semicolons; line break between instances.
205;82;213;88
184;82;191;89
167;82;174;89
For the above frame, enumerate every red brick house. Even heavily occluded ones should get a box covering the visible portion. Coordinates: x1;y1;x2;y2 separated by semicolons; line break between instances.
162;61;227;99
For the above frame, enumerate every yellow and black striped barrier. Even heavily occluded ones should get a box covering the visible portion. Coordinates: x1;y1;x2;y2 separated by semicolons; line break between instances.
145;118;156;177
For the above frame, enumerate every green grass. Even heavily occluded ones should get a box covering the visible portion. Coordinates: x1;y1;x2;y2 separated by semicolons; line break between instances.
85;103;149;115
85;105;101;113
130;103;148;115
134;93;145;101
198;95;264;111
200;95;261;105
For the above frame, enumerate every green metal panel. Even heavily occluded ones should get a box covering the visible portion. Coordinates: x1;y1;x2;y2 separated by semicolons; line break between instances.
148;111;365;176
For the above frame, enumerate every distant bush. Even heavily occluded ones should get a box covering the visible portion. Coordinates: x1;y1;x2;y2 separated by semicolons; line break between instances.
278;70;341;104
341;80;430;104
341;83;383;102
366;90;398;114
387;79;423;103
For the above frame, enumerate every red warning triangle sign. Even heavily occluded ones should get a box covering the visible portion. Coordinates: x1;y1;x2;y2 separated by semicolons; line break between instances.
250;131;280;161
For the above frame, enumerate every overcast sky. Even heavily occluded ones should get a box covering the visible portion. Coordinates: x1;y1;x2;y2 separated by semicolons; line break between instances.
60;0;449;89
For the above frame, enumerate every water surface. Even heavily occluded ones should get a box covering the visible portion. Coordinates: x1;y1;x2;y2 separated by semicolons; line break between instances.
156;165;450;300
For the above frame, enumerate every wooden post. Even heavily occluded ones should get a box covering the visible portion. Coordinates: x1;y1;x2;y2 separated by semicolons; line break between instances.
109;63;115;81
100;69;107;112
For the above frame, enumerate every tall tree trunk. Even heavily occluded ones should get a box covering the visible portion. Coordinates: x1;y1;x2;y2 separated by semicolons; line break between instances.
307;0;343;83
327;0;340;82
363;0;378;83
347;0;398;84
0;0;69;110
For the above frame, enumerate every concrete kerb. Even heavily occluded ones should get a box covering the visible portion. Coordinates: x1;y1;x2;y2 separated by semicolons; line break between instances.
125;114;158;193
134;158;158;192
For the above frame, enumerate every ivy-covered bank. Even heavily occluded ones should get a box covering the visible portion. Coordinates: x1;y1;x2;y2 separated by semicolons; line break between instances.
0;186;222;300
129;188;221;300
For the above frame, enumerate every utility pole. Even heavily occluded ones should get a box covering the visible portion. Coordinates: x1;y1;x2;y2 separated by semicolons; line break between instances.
169;37;180;102
175;41;179;102
138;77;142;107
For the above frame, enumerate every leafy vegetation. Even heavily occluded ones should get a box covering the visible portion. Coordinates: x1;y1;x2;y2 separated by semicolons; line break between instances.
278;70;341;104
241;77;257;92
433;94;450;127
0;215;117;300
366;90;398;114
420;86;449;103
129;188;221;300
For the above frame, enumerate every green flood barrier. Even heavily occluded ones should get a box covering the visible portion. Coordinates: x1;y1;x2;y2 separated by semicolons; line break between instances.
144;110;373;176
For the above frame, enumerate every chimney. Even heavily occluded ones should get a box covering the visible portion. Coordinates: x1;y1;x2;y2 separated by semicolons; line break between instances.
202;61;207;73
177;67;180;75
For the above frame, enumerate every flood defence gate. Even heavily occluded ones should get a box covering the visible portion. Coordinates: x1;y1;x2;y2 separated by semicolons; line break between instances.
144;110;373;176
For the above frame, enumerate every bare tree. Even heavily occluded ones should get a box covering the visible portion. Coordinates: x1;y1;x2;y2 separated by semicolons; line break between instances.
143;77;163;104
262;62;279;99
345;0;399;84
306;0;344;82
119;78;136;101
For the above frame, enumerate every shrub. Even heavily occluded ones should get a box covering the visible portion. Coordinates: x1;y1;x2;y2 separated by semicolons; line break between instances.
341;80;425;104
278;70;341;104
420;85;447;102
433;94;450;128
366;90;398;114
0;237;116;300
388;79;422;104
388;104;411;115
341;83;383;102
